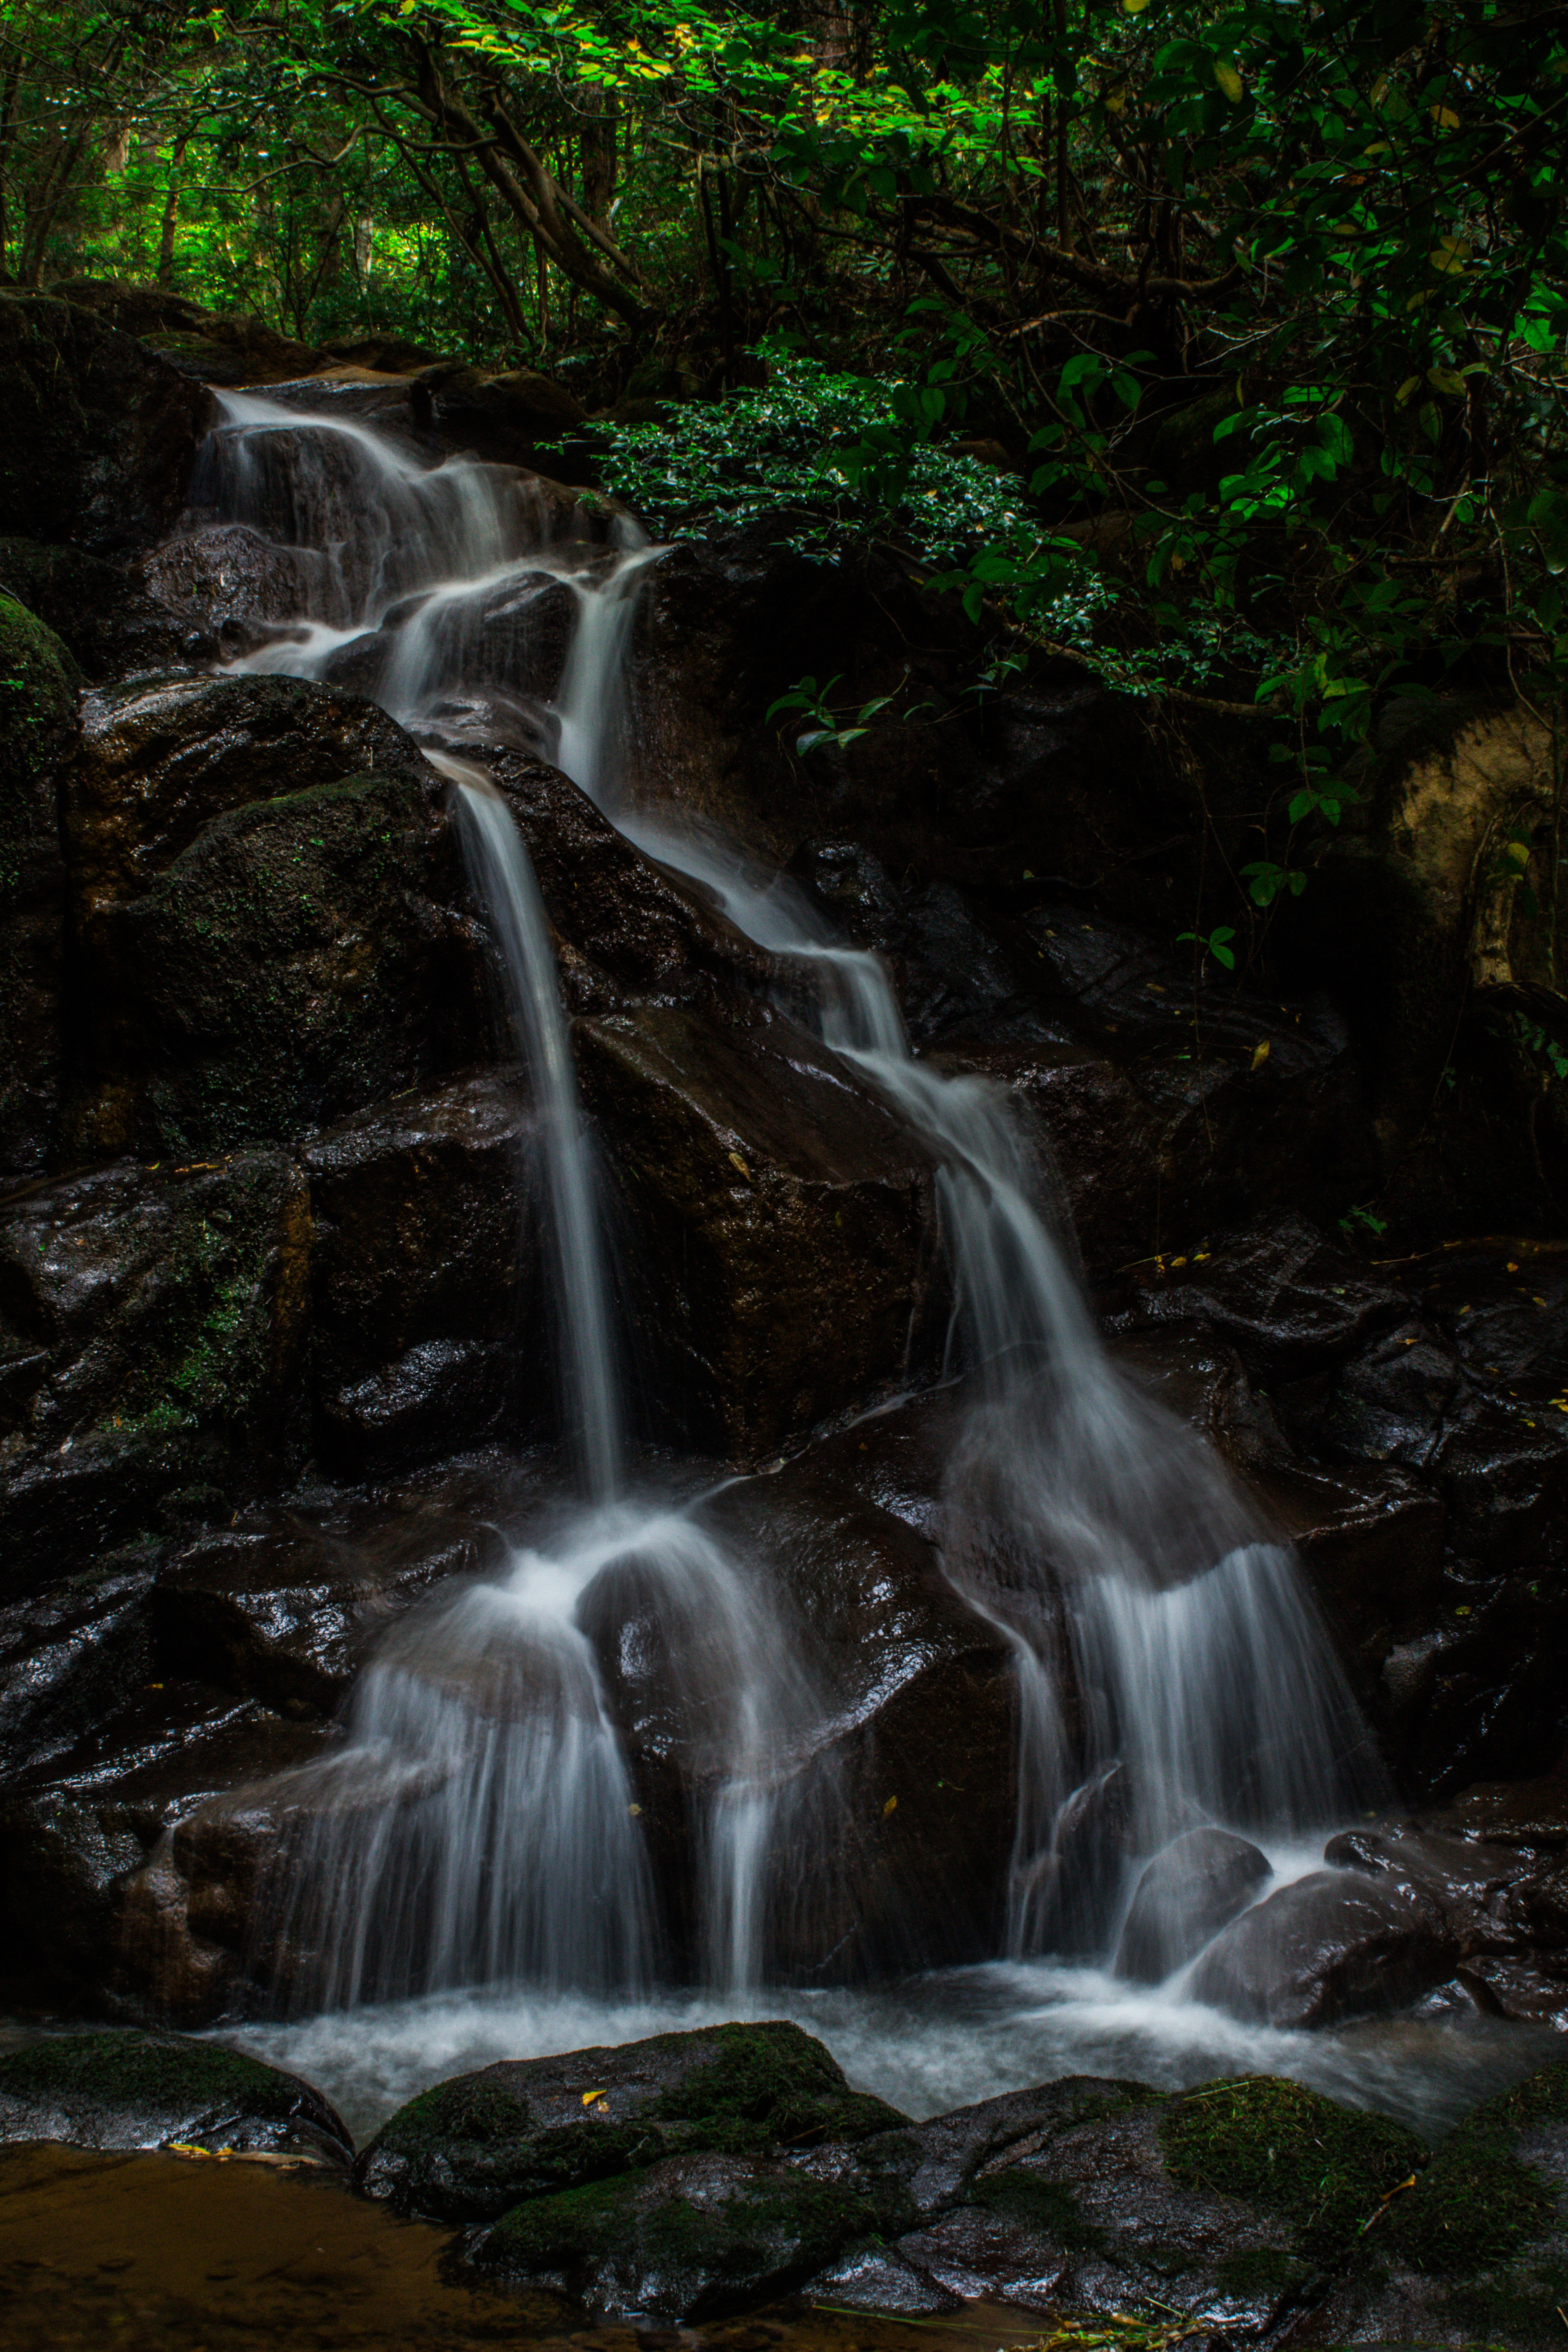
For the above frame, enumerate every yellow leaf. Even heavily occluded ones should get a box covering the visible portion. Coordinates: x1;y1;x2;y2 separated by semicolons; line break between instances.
1430;103;1460;128
883;1795;898;1815
627;1802;642;1816
1104;82;1128;114
1396;375;1422;405
1427;365;1467;396
582;2089;608;2107
1251;1039;1271;1073
1213;59;1243;101
1430;234;1470;273
728;1151;752;1180
1121;0;1149;13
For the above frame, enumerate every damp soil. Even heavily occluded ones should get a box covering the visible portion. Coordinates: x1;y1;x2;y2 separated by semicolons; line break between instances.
0;2142;1048;2352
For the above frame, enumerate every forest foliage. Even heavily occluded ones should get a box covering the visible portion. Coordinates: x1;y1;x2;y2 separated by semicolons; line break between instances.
2;0;1566;916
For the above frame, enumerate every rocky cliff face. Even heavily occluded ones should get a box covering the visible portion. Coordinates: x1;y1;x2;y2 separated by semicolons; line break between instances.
0;293;1565;2051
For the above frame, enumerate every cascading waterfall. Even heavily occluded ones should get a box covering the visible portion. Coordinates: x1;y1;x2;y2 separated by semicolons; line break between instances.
199;391;813;2000
188;382;1382;2008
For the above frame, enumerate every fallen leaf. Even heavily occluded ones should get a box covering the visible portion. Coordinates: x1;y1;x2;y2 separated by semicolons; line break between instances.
582;2089;608;2107
883;1795;898;1816
728;1150;752;1180
1251;1039;1271;1072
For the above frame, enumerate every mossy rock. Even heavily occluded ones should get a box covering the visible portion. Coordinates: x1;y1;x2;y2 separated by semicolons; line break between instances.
479;2149;883;2320
0;590;79;1180
356;2021;909;2223
1160;2075;1426;2262
1385;2060;1568;2278
0;2029;352;2163
74;767;481;1158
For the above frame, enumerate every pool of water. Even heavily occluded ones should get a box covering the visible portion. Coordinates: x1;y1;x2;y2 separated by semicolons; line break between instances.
224;1958;1565;2149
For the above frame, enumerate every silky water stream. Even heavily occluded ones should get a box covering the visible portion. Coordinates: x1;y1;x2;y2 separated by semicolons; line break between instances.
167;384;1548;2142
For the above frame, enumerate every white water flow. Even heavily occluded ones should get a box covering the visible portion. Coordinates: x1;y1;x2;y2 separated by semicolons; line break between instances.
440;755;622;1501
195;392;810;1998
191;386;1382;2001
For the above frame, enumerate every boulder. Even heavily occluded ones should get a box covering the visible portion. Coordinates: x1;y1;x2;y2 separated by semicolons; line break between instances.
0;593;79;1180
576;1001;940;1459
0;294;209;555
356;2022;905;2223
0;1152;310;1592
0;1682;333;1999
0;537;204;681
140;522;320;643
1323;1822;1537;1957
1188;1866;1456;2026
0;1545;160;1780
477;2147;882;2319
68;767;484;1160
1121;1211;1409;1383
66;673;429;904
601;1397;1018;1975
490;752;778;1014
301;1069;543;1471
0;2028;352;2163
427;367;594;478
154;1492;500;1720
1114;1826;1272;1981
811;2071;1422;2329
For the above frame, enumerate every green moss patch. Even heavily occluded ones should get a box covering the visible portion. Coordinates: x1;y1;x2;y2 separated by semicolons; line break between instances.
1160;2076;1425;2261
654;2020;908;2152
969;2166;1105;2251
482;2162;880;2305
0;2030;298;2119
1213;2246;1314;2303
1385;2061;1568;2279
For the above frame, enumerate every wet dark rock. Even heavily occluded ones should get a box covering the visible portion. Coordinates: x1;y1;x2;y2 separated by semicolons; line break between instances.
154;1492;497;1719
1188;1866;1456;2026
141;522;321;642
429;367;595;477
1431;1745;1568;1851
357;2022;906;2224
1120;1212;1409;1384
797;842;1062;1052
1114;1827;1272;1981
488;753;778;1013
576;1002;939;1460
0;593;79;1182
812;2071;1420;2333
67;673;431;906
0;2028;352;2162
1413;1238;1568;1388
611;1403;1017;1976
69;767;484;1160
0;1682;332;1999
1016;1764;1142;1958
0;295;209;555
1457;1955;1568;2028
1323;1822;1537;1957
478;2147;884;2319
301;1068;541;1471
0;1152;310;1592
0;537;205;681
0;1547;160;1778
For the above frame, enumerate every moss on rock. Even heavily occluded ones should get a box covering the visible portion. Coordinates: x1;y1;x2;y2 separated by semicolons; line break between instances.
1160;2075;1425;2261
0;2028;352;2162
1385;2061;1568;2278
653;2020;906;2150
480;2154;883;2318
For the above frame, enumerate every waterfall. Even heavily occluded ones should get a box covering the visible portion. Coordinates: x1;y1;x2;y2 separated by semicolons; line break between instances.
439;754;623;1503
187;387;1381;2006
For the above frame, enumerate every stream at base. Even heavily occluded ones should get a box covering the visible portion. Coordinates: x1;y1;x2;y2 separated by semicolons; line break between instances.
223;1960;1559;2151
